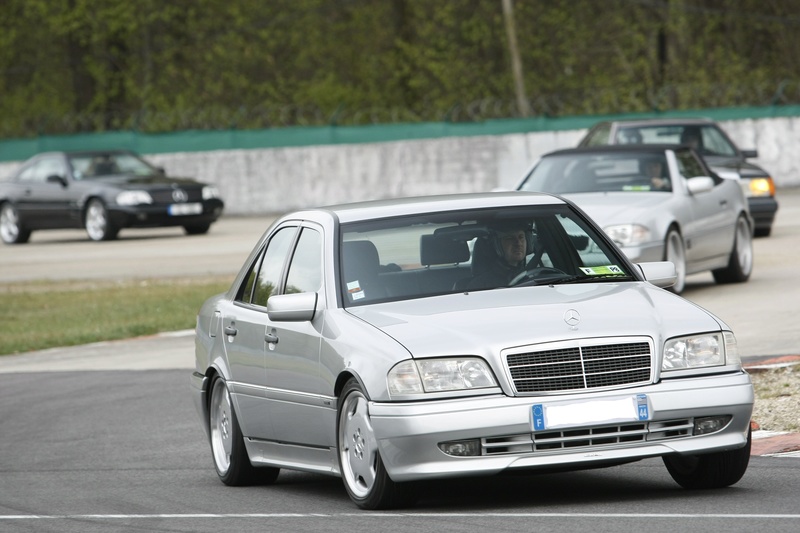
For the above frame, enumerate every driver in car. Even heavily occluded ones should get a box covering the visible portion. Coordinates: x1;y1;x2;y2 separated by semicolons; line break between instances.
467;221;530;290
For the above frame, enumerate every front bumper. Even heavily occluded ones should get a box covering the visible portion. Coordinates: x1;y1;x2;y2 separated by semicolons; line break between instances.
747;196;778;231
368;371;753;481
109;199;224;229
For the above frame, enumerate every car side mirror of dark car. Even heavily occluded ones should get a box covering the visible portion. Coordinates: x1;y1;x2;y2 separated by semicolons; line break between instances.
156;166;166;175
740;149;758;159
46;174;68;187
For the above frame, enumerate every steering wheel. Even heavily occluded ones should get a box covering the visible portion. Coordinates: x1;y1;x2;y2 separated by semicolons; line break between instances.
508;267;568;287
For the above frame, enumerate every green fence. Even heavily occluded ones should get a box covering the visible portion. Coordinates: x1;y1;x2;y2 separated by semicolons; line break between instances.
2;105;799;163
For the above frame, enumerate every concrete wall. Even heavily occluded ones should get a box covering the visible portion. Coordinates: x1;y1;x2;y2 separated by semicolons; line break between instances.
2;116;798;215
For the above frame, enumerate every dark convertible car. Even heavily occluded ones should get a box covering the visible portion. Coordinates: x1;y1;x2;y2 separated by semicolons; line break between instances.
0;149;224;244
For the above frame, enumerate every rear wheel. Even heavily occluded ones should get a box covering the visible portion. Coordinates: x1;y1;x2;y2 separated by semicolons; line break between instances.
337;378;415;510
208;375;279;486
663;428;751;489
664;229;686;294
0;203;31;244
84;199;119;241
713;215;753;284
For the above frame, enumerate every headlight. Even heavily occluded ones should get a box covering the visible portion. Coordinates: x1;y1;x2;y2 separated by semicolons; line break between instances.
387;358;497;395
202;185;220;200
604;224;651;246
745;177;775;198
116;190;153;206
662;331;739;371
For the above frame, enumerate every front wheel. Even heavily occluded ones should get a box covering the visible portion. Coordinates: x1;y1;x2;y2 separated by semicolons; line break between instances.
84;199;119;241
712;215;753;284
337;378;415;510
208;375;278;486
0;203;31;244
663;428;751;489
664;229;686;294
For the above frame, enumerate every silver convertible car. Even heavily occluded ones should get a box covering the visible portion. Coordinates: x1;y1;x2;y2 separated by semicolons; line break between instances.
515;145;754;293
191;192;753;510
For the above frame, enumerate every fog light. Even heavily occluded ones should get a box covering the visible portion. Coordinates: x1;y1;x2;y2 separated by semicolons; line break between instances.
438;439;481;457
693;415;732;435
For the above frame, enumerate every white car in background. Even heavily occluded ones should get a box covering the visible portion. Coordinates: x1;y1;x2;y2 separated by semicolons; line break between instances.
516;145;753;293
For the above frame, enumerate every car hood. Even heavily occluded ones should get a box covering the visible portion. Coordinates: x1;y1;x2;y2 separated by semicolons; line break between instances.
704;156;768;179
560;192;668;226
91;174;204;189
347;282;725;359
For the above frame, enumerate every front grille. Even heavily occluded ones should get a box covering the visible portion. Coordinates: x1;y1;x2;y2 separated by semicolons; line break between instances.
506;340;652;394
150;188;203;204
481;418;693;456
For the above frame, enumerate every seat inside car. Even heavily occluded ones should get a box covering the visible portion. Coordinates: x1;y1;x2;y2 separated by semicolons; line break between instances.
342;240;387;302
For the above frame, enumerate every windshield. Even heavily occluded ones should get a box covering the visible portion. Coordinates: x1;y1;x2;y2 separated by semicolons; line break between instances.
519;152;673;194
615;124;737;157
68;152;160;179
340;205;633;306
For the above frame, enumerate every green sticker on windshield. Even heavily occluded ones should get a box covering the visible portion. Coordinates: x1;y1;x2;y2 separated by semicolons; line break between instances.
579;265;624;276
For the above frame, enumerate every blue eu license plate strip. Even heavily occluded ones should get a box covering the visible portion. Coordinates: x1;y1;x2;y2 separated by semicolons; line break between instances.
532;394;649;432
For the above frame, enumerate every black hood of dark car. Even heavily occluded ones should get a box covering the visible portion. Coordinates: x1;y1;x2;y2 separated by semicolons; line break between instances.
704;155;769;179
92;174;206;189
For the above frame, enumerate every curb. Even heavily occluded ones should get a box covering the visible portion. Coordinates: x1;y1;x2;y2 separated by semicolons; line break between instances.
744;355;800;457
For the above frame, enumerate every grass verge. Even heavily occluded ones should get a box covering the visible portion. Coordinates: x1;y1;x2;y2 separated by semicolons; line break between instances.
0;277;231;356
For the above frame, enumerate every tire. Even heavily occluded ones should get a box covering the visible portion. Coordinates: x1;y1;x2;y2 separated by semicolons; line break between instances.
183;223;211;235
754;226;771;238
84;199;119;241
663;428;751;489
337;378;415;510
0;203;31;244
208;375;279;486
664;229;686;294
713;215;753;284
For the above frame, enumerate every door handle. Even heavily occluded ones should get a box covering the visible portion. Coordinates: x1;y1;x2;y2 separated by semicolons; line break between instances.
265;332;279;344
223;325;238;336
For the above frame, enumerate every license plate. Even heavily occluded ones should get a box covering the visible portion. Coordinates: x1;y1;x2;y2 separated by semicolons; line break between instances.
168;203;202;216
531;394;649;432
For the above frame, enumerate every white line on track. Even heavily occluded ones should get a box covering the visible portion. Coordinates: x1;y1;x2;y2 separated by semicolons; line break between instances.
2;513;800;520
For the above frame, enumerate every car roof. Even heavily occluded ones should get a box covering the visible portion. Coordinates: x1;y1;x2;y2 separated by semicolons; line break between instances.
594;117;715;128
284;191;567;225
543;144;691;157
25;149;136;160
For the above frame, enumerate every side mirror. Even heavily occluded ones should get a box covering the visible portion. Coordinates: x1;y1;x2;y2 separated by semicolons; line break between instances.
741;149;758;159
637;261;676;288
686;176;715;195
267;292;317;322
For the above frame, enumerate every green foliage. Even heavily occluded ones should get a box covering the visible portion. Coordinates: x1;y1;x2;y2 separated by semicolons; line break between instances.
2;0;800;137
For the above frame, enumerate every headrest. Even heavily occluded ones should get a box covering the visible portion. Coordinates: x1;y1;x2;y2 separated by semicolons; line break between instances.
342;241;380;280
420;235;470;266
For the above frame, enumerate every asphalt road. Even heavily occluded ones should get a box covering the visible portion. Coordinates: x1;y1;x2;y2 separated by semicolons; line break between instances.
1;190;799;532
0;369;797;532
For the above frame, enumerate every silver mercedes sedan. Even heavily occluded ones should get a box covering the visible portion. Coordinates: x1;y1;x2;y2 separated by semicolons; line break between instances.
515;145;754;293
191;192;753;510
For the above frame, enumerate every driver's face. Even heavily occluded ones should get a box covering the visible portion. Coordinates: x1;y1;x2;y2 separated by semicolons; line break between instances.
499;230;527;265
